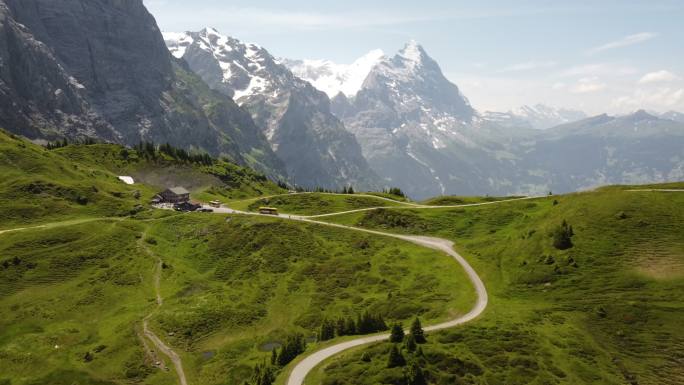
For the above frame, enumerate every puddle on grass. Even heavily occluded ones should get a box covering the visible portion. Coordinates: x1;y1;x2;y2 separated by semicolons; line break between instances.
259;342;282;352
201;350;216;360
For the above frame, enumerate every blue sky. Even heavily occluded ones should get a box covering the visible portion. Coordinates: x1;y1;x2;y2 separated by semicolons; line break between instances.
144;0;684;114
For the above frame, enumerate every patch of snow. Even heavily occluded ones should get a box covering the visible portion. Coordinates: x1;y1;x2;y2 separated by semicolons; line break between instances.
118;176;135;185
282;49;385;97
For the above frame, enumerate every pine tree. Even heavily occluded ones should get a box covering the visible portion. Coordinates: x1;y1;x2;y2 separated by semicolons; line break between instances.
390;323;405;343
410;317;426;344
405;362;427;385
405;334;417;352
276;334;306;366
387;344;406;368
553;220;574;250
319;319;335;341
270;348;277;365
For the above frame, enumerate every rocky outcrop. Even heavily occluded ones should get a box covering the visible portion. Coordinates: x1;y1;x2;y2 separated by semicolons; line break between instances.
0;0;284;177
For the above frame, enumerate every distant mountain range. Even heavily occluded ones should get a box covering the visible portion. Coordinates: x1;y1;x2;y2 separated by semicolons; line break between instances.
482;105;588;130
0;0;681;198
283;42;683;198
163;28;378;190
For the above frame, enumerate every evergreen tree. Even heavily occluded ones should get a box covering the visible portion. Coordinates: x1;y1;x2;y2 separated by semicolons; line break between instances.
276;334;306;366
387;345;406;368
249;363;274;385
390;323;405;343
552;220;574;250
405;362;427;385
410;317;426;344
270;348;277;365
405;334;417;352
318;319;335;341
345;316;357;335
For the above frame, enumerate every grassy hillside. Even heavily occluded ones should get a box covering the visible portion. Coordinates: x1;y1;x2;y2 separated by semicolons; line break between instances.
313;185;684;385
229;193;411;215
420;195;524;206
0;129;286;230
0;130;156;229
56;142;285;200
0;213;474;385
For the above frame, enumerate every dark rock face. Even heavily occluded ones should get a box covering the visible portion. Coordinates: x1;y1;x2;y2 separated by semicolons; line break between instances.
0;0;284;177
166;29;378;190
0;1;116;141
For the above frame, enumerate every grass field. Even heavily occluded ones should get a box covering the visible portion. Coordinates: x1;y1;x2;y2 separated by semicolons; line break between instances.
419;195;525;206
0;128;285;229
0;131;157;229
226;192;412;215
3;129;683;385
0;211;474;385
310;185;684;385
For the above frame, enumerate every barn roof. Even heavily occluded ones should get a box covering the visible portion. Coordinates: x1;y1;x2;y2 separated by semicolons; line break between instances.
168;187;189;195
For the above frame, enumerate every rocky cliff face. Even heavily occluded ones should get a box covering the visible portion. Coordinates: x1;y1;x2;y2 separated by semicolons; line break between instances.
0;0;284;177
165;28;378;190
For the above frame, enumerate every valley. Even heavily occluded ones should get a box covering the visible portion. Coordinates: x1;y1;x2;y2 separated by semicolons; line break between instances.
1;132;682;385
0;1;682;385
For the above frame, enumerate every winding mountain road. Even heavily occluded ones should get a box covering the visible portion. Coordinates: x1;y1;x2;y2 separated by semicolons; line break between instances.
209;200;496;385
283;226;487;385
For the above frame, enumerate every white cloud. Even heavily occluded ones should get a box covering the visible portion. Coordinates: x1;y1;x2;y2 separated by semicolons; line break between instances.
613;87;684;111
552;82;566;90
571;77;607;94
560;63;638;78
639;70;681;84
586;32;658;55
497;61;557;73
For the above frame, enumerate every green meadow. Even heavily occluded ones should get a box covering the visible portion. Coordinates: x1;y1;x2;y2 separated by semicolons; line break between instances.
309;186;684;385
228;192;411;215
1;129;682;385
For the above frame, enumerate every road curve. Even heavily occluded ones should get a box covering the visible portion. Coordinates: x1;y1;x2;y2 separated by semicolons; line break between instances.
207;205;489;385
284;220;488;385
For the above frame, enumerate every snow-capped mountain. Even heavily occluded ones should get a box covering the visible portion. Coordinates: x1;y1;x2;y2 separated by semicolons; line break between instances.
321;40;683;198
281;50;385;98
659;110;684;123
482;104;587;130
164;28;378;190
329;40;496;198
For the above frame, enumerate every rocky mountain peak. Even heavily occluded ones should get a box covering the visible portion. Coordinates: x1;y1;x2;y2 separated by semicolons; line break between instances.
394;39;429;68
361;41;474;123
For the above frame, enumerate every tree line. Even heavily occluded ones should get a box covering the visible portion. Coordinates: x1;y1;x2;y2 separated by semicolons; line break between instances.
132;141;214;165
45;137;98;150
318;311;389;341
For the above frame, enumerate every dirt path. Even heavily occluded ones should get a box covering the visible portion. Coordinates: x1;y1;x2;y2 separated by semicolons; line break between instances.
304;196;537;219
140;237;188;385
0;217;121;236
227;191;418;207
